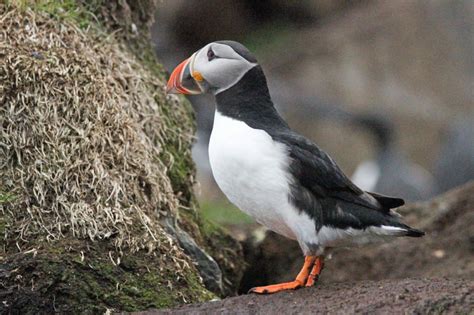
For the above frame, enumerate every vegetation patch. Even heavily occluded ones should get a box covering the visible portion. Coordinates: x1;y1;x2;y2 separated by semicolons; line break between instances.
0;2;192;252
0;240;214;313
0;2;245;312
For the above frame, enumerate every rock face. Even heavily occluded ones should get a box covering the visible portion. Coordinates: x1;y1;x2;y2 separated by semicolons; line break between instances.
0;2;243;313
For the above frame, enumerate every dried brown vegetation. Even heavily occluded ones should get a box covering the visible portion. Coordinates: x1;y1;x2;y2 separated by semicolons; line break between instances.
0;2;243;313
0;3;193;253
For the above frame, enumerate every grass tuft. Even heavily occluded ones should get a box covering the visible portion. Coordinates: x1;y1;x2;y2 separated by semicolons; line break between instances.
5;0;100;29
0;2;194;257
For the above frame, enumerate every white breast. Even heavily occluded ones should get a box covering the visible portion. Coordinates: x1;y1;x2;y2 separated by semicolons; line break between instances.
208;111;317;245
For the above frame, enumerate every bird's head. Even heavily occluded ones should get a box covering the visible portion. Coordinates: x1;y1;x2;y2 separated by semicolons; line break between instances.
166;41;258;96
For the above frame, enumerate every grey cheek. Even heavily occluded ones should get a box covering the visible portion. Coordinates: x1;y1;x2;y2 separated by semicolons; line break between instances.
206;71;230;88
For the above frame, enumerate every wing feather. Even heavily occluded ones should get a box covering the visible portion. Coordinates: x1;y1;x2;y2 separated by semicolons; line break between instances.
271;130;406;231
274;131;389;210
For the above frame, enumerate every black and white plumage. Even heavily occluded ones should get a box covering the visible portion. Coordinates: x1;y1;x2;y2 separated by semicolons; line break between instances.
167;41;424;292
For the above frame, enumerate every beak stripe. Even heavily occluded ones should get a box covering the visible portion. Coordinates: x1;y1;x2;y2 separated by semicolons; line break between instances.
166;53;203;95
166;58;190;94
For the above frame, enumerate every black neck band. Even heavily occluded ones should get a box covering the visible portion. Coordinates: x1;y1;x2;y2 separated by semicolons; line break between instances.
215;66;288;132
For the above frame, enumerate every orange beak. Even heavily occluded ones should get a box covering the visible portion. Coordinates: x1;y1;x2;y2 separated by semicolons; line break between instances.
166;56;203;95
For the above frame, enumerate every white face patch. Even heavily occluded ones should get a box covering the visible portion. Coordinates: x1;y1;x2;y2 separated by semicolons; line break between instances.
190;43;257;94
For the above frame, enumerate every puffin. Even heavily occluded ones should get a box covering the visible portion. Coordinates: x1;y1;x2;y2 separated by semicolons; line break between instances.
166;41;424;294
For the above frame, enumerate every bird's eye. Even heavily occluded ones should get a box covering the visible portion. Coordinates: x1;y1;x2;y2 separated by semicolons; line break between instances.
207;49;216;61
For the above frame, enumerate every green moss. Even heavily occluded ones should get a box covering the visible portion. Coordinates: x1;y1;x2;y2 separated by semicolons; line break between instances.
1;240;214;313
6;0;98;29
200;221;246;297
136;42;170;82
119;22;197;207
0;192;15;204
159;139;196;204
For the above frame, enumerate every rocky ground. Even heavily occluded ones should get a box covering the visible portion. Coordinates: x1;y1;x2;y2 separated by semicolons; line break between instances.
137;278;472;314
131;183;474;314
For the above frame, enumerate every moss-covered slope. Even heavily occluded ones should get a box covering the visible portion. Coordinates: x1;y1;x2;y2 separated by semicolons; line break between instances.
0;1;243;313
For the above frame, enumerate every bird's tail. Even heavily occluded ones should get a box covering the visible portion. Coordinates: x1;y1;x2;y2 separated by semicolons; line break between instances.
380;222;425;237
366;192;424;237
400;225;425;237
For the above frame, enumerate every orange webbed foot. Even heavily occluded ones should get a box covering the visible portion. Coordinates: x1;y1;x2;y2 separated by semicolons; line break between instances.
248;280;304;294
249;255;322;295
305;256;324;287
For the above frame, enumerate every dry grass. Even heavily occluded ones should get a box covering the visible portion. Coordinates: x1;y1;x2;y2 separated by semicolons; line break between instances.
0;3;195;260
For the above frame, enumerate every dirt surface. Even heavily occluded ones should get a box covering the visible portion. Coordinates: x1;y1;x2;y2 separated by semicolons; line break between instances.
135;183;474;314
135;278;473;314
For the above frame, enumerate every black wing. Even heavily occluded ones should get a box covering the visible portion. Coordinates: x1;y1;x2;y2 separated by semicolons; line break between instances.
272;131;405;230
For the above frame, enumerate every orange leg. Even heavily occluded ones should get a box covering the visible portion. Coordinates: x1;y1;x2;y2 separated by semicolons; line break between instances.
249;256;316;294
305;256;324;287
